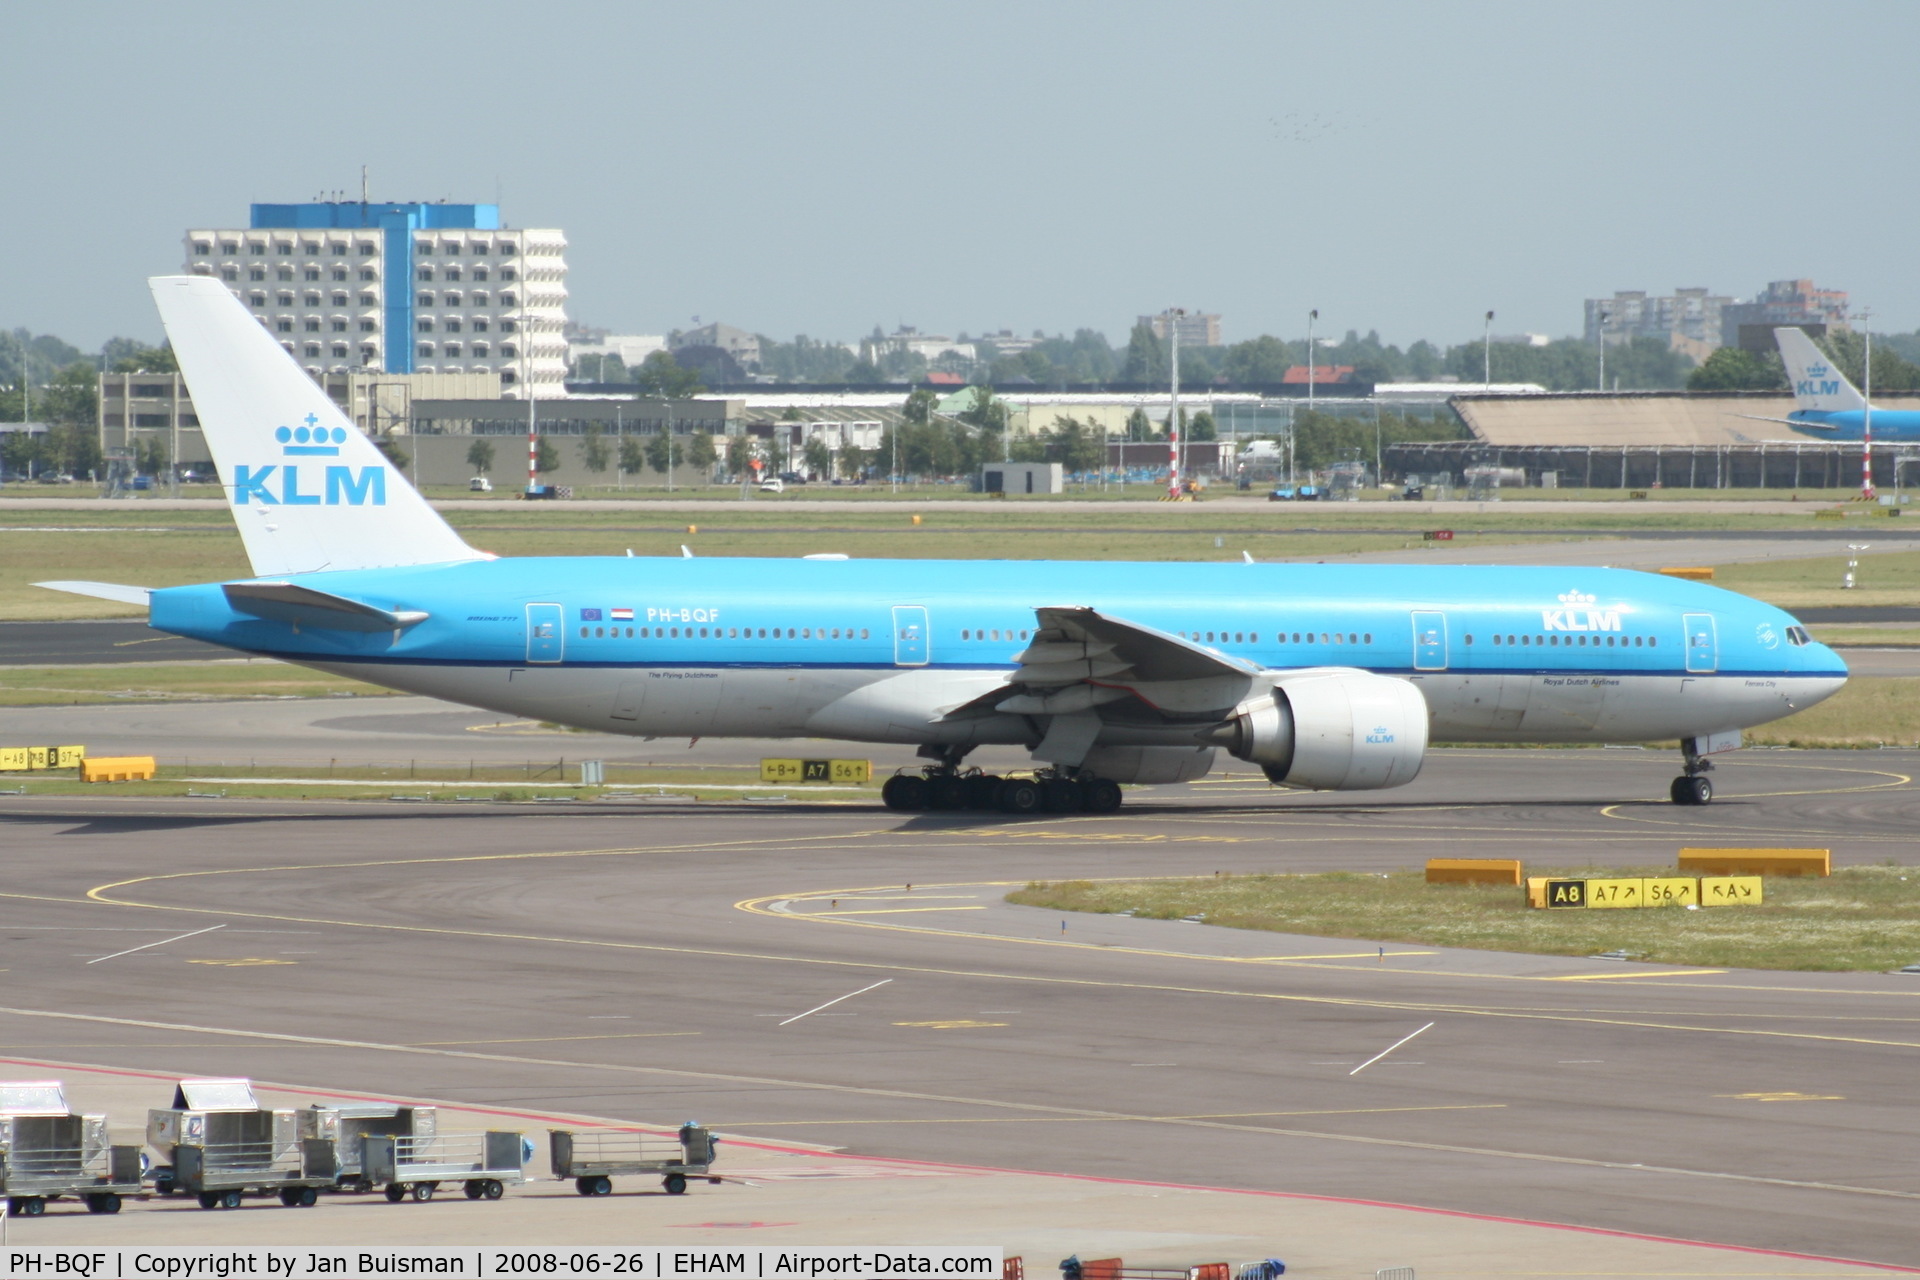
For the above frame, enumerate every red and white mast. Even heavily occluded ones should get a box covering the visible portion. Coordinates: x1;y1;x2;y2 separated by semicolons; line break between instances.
1166;308;1184;500
1860;314;1876;501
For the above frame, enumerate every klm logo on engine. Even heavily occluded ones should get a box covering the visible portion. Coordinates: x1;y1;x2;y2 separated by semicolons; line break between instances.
1365;726;1396;745
1542;589;1620;632
231;413;386;507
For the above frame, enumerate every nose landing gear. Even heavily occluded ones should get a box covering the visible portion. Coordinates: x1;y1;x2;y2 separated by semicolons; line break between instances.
1669;741;1714;805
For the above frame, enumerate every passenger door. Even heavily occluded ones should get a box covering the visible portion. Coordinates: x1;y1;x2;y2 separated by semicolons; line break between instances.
1684;613;1717;673
526;603;564;664
892;605;929;667
1412;610;1448;671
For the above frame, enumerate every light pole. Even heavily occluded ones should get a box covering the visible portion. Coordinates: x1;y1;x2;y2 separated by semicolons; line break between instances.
1594;306;1608;392
1859;308;1876;502
1483;310;1494;391
1306;309;1318;411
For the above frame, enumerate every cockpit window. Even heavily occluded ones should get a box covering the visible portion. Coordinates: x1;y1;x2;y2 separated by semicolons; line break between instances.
1785;625;1811;647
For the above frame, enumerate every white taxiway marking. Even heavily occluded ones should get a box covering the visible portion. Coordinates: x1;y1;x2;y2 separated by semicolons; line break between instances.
779;979;893;1026
1349;1022;1436;1076
86;924;226;965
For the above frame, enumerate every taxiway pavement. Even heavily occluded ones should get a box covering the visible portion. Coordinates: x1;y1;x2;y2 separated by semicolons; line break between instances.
2;747;1919;1267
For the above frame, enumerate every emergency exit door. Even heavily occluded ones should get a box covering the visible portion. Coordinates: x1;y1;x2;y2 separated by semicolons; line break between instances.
1684;613;1717;673
892;606;929;666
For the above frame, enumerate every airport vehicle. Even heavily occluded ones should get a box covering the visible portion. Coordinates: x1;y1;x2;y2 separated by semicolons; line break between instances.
0;1082;143;1217
363;1131;525;1202
38;276;1848;809
550;1123;718;1197
1765;327;1920;442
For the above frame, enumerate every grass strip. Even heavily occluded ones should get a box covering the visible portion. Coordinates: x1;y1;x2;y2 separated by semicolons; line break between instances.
1008;865;1920;972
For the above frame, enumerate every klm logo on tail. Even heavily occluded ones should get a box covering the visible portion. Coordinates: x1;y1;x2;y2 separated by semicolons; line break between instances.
1797;360;1843;400
232;413;387;507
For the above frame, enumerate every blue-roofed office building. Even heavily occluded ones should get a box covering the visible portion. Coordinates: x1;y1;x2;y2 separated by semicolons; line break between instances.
183;201;569;397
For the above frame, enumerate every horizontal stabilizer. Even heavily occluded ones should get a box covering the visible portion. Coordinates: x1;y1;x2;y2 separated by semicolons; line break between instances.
1737;414;1836;430
223;581;428;632
34;580;152;607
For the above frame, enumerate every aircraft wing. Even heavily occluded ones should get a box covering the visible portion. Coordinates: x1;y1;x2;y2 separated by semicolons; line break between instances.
1736;414;1835;430
969;606;1261;719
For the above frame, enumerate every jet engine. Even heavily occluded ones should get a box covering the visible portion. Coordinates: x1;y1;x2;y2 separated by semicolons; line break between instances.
1207;672;1429;790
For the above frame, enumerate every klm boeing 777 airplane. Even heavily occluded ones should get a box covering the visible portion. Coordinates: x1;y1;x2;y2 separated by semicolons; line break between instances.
40;278;1847;809
1770;326;1920;441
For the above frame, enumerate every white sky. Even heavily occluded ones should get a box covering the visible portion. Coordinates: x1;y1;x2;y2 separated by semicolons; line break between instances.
6;0;1919;351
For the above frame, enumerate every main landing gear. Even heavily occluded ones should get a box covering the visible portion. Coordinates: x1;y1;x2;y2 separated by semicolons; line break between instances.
1669;743;1714;806
881;768;1123;815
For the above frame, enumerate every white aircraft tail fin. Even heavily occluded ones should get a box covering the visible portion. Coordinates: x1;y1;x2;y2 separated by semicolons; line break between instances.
1775;327;1866;413
149;275;487;579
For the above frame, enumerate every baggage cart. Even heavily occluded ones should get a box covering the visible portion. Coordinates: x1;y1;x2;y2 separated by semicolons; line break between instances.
363;1131;525;1202
299;1102;438;1192
147;1078;333;1209
549;1122;718;1197
0;1081;143;1217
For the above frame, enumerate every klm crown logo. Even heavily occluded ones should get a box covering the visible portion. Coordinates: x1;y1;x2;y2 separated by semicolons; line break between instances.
231;412;387;508
278;413;347;456
1807;362;1830;378
1557;590;1596;606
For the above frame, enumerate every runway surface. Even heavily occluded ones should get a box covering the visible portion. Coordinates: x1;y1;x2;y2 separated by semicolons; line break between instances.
4;747;1920;1266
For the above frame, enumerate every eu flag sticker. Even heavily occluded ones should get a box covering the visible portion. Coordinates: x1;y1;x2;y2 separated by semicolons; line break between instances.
581;608;603;621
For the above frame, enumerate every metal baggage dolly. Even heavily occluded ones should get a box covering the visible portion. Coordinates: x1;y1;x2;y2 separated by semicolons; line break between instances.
299;1102;438;1193
363;1131;526;1203
0;1081;143;1217
550;1122;719;1197
146;1078;333;1209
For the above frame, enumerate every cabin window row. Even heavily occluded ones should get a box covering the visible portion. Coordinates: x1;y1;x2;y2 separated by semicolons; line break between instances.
582;626;872;640
1472;633;1657;648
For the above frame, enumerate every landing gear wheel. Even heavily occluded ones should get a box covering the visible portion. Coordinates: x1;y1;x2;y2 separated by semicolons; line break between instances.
663;1172;688;1195
1082;779;1123;813
86;1193;122;1214
927;775;970;810
965;774;1003;809
881;774;928;811
384;1184;406;1203
997;778;1042;814
1041;779;1084;813
1670;775;1713;805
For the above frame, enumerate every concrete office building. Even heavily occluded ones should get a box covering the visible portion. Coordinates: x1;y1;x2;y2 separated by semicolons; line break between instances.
184;201;570;396
1141;311;1223;347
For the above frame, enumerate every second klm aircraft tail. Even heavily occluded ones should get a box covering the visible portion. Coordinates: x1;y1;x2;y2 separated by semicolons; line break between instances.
1775;326;1867;414
150;275;486;579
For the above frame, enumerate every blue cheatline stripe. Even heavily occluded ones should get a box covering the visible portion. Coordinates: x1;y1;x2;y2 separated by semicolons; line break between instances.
243;651;1833;680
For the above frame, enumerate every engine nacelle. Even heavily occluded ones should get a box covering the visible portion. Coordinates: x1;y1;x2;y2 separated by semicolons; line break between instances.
1208;672;1428;790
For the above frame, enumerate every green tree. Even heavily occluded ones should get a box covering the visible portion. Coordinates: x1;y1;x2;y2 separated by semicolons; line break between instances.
902;387;938;425
1687;347;1784;391
1188;409;1217;442
802;436;835;478
1121;322;1167;385
466;438;496;474
838;441;868;478
37;362;98;428
645;431;673;476
618;435;645;476
1;429;42;476
109;345;178;374
726;431;756;477
1043;415;1105;473
1221;335;1295;386
634;351;705;398
844;358;886;386
374;435;411;473
1125;407;1153;441
534;437;559;473
685;430;717;475
580;423;611;474
955;386;1006;433
134;435;170;477
1819;330;1920;393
